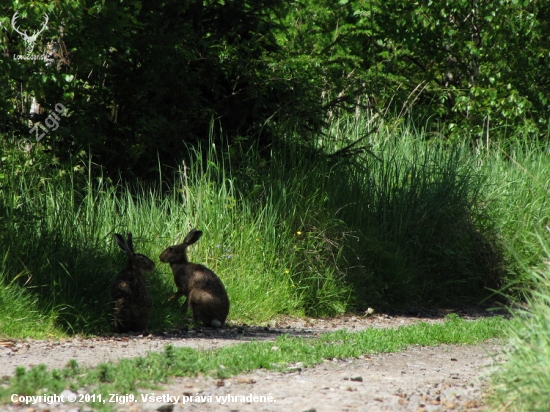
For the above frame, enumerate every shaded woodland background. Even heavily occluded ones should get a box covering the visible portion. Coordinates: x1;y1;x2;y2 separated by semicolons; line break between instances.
1;0;549;177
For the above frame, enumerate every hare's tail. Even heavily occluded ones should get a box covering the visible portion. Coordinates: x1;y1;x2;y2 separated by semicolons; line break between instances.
210;319;222;328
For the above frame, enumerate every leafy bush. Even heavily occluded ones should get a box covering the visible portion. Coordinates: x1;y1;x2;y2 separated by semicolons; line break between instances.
2;0;549;179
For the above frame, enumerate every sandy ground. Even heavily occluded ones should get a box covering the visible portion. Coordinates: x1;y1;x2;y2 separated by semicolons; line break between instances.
0;307;506;411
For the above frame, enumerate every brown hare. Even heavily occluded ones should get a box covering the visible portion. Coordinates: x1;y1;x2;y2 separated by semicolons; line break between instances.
159;229;229;328
111;233;154;333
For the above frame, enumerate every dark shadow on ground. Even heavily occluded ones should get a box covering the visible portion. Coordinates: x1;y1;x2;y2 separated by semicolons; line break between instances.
132;304;511;342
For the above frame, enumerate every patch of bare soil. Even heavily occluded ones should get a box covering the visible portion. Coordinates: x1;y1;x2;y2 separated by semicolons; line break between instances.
0;307;505;411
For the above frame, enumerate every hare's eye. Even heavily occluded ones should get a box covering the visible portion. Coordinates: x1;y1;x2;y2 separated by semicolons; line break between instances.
168;247;174;252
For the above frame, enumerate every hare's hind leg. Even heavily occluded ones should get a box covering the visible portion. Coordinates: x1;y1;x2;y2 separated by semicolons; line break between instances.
188;289;208;325
189;290;223;327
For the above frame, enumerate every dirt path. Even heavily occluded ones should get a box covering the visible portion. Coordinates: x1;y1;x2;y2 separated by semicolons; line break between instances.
123;342;501;412
1;308;505;411
1;312;441;375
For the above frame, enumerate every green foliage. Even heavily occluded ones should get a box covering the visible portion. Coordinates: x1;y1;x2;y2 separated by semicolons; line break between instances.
1;0;322;176
279;0;550;139
490;237;550;411
2;0;549;178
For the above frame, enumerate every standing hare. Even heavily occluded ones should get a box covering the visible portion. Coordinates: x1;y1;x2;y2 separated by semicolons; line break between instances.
159;229;229;328
111;233;154;333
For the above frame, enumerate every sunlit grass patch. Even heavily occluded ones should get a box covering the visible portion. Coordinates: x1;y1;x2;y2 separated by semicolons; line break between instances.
489;238;550;412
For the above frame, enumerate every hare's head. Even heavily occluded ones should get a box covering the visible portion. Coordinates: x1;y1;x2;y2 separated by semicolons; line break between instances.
159;228;203;264
115;233;155;272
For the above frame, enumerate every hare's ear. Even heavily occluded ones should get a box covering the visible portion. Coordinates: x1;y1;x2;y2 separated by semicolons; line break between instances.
126;232;135;254
114;233;131;255
183;228;203;246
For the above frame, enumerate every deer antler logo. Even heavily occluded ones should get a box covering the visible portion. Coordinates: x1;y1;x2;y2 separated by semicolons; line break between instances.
11;12;49;54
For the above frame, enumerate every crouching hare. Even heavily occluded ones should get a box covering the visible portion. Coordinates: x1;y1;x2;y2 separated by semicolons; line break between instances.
111;233;155;333
159;229;229;328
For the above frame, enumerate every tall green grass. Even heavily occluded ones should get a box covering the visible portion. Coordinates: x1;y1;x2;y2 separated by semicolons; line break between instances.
476;142;550;297
489;236;550;411
1;118;550;337
0;140;352;335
